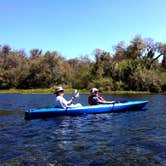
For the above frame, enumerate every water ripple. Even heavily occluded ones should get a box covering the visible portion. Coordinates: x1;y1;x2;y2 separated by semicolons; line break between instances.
0;94;166;165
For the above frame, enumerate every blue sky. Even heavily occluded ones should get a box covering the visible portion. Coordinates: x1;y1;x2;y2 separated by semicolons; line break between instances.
0;0;166;59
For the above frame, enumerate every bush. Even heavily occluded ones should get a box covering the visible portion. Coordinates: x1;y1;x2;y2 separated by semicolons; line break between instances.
128;68;162;92
90;78;113;91
113;81;127;91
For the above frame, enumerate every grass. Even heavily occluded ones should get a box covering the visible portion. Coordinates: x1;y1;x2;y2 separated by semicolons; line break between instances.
0;88;153;94
0;88;54;94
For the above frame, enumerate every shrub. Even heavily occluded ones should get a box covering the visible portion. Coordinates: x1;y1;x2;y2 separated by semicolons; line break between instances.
128;68;162;92
91;78;113;91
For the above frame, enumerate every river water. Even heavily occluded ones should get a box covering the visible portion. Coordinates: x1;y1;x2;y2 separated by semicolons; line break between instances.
0;94;166;166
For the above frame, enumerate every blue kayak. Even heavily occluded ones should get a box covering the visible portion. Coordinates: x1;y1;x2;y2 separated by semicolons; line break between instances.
25;100;148;120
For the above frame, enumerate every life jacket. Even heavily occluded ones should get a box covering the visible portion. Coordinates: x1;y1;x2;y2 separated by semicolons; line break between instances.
88;95;105;105
88;95;94;105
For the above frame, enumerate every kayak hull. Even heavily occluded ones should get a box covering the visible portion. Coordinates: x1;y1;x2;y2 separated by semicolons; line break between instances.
25;100;148;120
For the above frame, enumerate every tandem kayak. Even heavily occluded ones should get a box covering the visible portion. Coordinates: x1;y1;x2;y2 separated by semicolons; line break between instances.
25;100;148;120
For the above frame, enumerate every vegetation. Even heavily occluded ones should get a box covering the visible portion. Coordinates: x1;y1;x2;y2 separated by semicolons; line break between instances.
0;35;166;93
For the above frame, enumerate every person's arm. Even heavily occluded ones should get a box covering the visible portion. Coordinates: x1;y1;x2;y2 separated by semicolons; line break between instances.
102;101;115;104
59;97;71;108
67;90;79;106
97;97;115;104
66;97;74;106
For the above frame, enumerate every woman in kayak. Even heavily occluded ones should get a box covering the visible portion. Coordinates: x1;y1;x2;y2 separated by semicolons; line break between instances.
54;86;82;108
88;88;115;105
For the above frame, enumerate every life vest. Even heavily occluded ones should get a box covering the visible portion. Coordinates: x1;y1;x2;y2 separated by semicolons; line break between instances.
88;95;94;105
88;95;105;105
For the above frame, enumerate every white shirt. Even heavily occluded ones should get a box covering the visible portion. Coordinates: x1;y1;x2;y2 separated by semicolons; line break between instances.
54;96;71;108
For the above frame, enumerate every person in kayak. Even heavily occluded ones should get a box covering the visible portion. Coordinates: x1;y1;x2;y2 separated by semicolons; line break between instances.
54;86;82;108
88;88;115;105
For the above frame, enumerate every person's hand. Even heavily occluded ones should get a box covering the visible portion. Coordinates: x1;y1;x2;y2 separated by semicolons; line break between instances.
73;89;79;99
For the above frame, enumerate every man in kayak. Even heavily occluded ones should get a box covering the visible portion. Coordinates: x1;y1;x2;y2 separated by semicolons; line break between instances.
88;88;115;105
54;86;82;108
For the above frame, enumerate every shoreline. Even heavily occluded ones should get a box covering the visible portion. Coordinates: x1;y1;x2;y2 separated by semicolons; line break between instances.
0;88;164;95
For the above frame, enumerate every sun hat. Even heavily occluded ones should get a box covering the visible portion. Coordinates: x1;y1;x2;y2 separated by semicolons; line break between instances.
54;86;64;94
91;88;99;93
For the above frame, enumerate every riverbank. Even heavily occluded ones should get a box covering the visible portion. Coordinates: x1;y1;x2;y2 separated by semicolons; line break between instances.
0;88;155;94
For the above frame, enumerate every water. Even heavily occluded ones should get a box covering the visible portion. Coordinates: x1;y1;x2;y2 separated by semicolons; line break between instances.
0;94;166;166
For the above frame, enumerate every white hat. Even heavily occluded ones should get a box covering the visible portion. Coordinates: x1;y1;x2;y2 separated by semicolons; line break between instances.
91;88;99;93
54;87;64;94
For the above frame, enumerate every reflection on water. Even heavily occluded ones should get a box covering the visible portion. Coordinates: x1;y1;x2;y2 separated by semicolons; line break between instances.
0;94;166;165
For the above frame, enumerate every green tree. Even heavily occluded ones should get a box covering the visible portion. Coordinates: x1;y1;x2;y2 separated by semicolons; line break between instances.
68;56;92;89
0;48;29;89
113;41;126;61
30;49;42;60
91;49;113;79
126;35;146;60
143;40;165;69
128;68;162;92
157;43;166;69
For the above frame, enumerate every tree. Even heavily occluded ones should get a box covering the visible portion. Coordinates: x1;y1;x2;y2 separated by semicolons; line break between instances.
0;49;29;89
113;41;126;61
157;43;166;69
162;54;166;69
68;56;92;89
29;49;42;60
0;35;165;92
128;68;162;92
91;49;113;79
0;45;12;70
143;40;166;69
126;35;146;60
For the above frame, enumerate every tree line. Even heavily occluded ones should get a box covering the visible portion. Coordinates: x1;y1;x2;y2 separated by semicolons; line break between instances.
0;35;166;93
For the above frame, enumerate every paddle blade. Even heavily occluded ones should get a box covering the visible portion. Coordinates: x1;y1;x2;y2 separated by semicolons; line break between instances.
73;89;79;98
